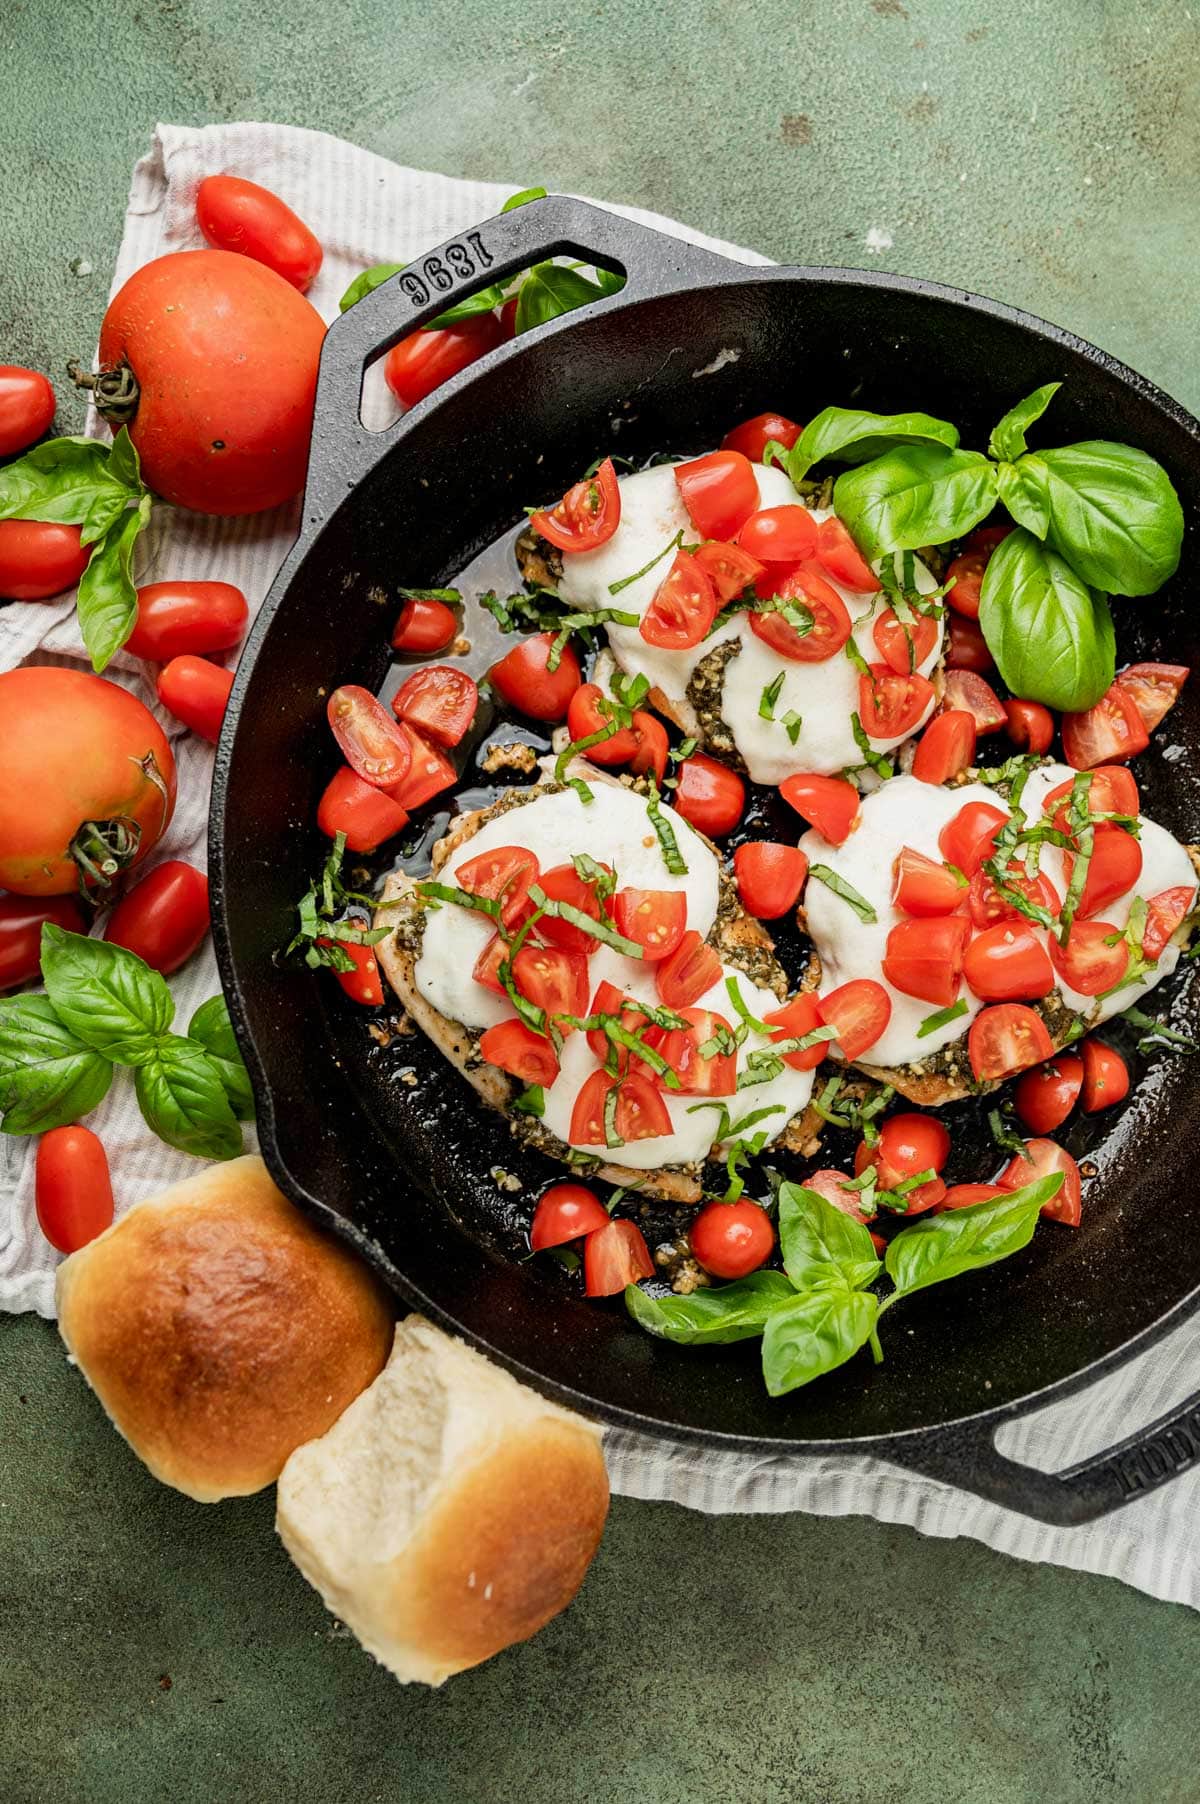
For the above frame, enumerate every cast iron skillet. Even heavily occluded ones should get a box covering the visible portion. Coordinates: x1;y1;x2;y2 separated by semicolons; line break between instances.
210;196;1200;1525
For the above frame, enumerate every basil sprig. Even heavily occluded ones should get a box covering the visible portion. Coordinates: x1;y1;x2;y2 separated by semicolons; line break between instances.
626;1174;1062;1396
0;430;154;671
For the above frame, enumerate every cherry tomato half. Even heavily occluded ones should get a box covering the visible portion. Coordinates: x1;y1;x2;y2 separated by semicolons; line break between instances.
1004;698;1054;755
882;914;971;1006
36;1125;114;1254
892;847;965;918
0;365;55;456
324;937;384;1007
1062;825;1143;920
858;663;935;739
1113;661;1188;732
967;1003;1054;1082
691;539;766;604
818;979;891;1060
157;656;235;744
530;1182;610;1250
734;842;808;919
779;773;860;845
326;683;412;786
392;664;478;748
944;550;987;619
0;521;87;600
750;564;852;662
942;669;1007;735
391;596;457;654
570;1071;672;1148
690;1199;775;1278
737;505;818;568
1062;683;1149;769
1048;920;1128;996
103;860;210;974
873;607;938;675
998;1137;1082;1226
125;580;248;662
385;311;504;410
583;1217;655;1295
673;753;745;838
763;991;826;1071
655;930;722;1010
650;1007;737;1096
1014;1054;1083;1134
815;517;879;592
912;710;977;785
612;887;687;961
639;551;718;651
945;613;994;674
1042;766;1139;835
1080;1038;1130;1113
511;943;590;1018
534;862;613;955
385;721;457;811
530;457;622;554
629;711;669;783
479;1018;560;1086
674;449;758;541
0;893;85;990
196;175;323;291
317;766;409;853
489;632;582;721
962;923;1055;1002
720;412;802;461
938;802;1007;877
969;863;1060;929
1143;886;1195;961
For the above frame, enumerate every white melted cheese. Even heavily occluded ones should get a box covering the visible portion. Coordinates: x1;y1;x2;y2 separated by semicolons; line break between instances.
801;766;1197;1069
554;460;943;782
413;783;814;1168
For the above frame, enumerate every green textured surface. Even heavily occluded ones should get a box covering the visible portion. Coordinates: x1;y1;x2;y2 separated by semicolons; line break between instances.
4;1;1200;1799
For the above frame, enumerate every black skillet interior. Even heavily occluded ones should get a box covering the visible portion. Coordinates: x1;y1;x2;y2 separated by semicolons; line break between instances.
211;198;1200;1494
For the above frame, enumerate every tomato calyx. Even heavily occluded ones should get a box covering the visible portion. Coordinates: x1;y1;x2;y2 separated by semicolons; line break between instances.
67;750;171;893
67;357;139;427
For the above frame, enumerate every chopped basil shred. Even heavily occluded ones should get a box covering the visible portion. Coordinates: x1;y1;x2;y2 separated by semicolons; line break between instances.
781;710;803;744
397;585;460;603
850;712;894;779
807;864;878;924
646;778;688;876
512;1085;545;1117
916;998;969;1039
759;672;785;721
527;883;645;957
608;530;683;595
602;1081;623;1149
989;1106;1031;1160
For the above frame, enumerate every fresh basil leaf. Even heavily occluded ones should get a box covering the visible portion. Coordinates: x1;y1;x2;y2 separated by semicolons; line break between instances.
0;995;113;1135
40;924;173;1065
833;444;999;555
591;267;626;296
106;427;142;491
995;457;1050;539
761;1286;879;1396
134;1034;243;1160
78;486;129;549
988;383;1061;463
187;994;255;1121
515;263;609;334
787;407;960;483
339;263;404;312
625;1271;796;1345
884;1173;1062;1299
431;284;509;326
1007;442;1183;596
0;435;132;526
77;493;149;672
978;527;1115;712
777;1181;882;1292
502;186;548;211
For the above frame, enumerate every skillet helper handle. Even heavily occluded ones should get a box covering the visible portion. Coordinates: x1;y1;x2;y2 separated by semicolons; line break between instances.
889;1383;1200;1526
305;194;740;511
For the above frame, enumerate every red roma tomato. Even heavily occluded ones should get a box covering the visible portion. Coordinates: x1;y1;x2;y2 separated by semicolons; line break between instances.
1114;661;1188;732
392;664;478;748
734;842;808;919
391;596;457;654
1143;886;1195;961
815;517;879;592
721;412;802;461
944;551;987;619
0;521;87;600
317;766;409;852
945;612;994;674
969;863;1060;929
737;505;818;567
965;524;1013;558
325;683;411;786
0;893;85;990
942;669;1006;735
1080;1038;1130;1113
629;711;669;782
912;710;977;785
480;1018;560;1085
499;296;519;338
455;845;540;931
939;1183;1007;1211
877;1111;951;1175
1049;920;1128;996
196;174;322;291
386;722;456;810
1014;1054;1083;1134
125;580;248;662
779;773;860;845
326;938;384;1007
858;664;935;741
892;847;965;918
674;449;758;540
584;1217;655;1295
673;753;745;837
873;608;938;675
612;887;687;961
570;1071;671;1147
535;862;613;954
691;539;765;604
1062;825;1142;920
385;312;504;412
530;1182;610;1250
0;668;176;896
1062;683;1149;769
938;801;1007;877
640;551;718;651
690;1199;775;1279
882;915;970;1006
963;923;1054;1002
94;250;324;514
157;655;234;745
511;944;590;1020
998;1136;1082;1226
750;563;852;662
656;930;721;1010
565;683;639;763
1043;766;1139;834
763;991;825;1071
818;979;891;1059
36;1125;114;1254
651;1007;737;1095
489;632;581;721
0;366;55;455
1004;698;1054;754
103;860;209;975
530;456;621;554
968;1003;1054;1082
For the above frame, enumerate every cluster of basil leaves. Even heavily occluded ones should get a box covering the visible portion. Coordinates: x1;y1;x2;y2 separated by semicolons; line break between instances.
627;1171;1061;1396
768;388;1182;713
0;926;253;1160
0;428;153;672
339;186;626;338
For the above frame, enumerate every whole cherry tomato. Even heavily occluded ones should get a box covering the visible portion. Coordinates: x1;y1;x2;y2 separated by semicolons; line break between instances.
196;175;323;291
489;633;582;721
720;412;802;461
391;596;458;654
103;860;210;974
124;581;248;662
1014;1055;1083;1134
690;1199;775;1278
0;668;176;896
0;894;86;989
1004;698;1055;754
566;683;640;763
36;1125;115;1254
672;753;745;837
779;773;860;845
385;312;504;411
157;656;235;744
0;365;55;455
0;521;87;600
734;842;808;918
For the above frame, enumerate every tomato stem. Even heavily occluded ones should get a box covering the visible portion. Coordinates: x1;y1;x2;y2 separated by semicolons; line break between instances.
66;358;139;426
69;816;143;892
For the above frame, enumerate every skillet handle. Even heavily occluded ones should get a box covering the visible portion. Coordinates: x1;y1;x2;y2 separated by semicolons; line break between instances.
888;1383;1200;1526
304;194;744;514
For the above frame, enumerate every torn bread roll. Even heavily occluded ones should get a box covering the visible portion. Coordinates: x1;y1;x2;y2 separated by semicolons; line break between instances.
55;1155;394;1502
276;1316;609;1686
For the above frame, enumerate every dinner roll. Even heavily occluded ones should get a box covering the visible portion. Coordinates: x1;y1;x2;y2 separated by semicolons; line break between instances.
276;1315;609;1685
56;1155;394;1502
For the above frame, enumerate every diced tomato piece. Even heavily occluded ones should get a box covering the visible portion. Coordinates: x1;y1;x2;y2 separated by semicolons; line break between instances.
873;608;939;675
674;449;758;540
762;991;826;1071
612;887;687;961
938;801;1007;876
1042;766;1139;835
391;664;478;748
479;1018;560;1085
384;722;456;810
673;753;745;837
1048;920;1129;996
656;930;721;1010
963;924;1055;1001
945;613;994;674
801;1167;873;1225
815;517;879;592
583;1217;654;1295
1004;698;1054;755
1080;1038;1130;1114
944;550;987;619
818;979;891;1059
1062;824;1143;920
472;932;509;997
938;1183;1007;1211
964;523;1013;558
1113;661;1188;732
853;1134;945;1215
640;550;718;650
691;539;766;604
736;505;818;568
566;683;639;763
881;914;971;1006
750;563;852;661
967;1003;1054;1082
651;1007;737;1095
454;845;540;931
969;863;1060;929
530;1182;609;1250
488;632;582;722
317;765;409;853
511;943;590;1019
734;842;808;919
1014;1054;1083;1134
535;861;613;953
585;978;657;1071
912;710;977;785
322;938;384;1007
858;663;935;739
720;412;803;461
530;457;621;553
1062;683;1150;769
998;1136;1082;1226
629;710;669;782
1143;886;1195;961
892;846;966;918
942;669;1006;735
569;1070;672;1147
779;772;860;845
